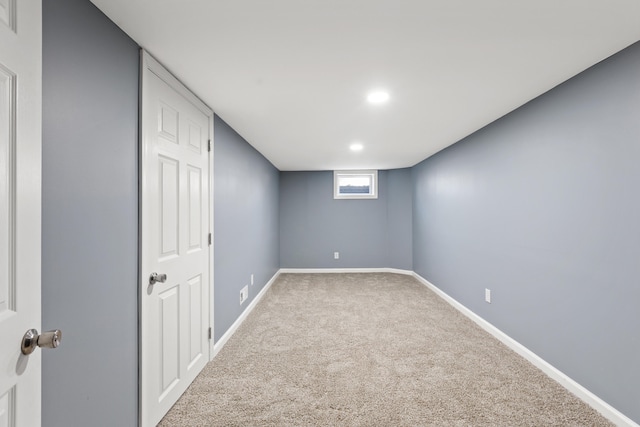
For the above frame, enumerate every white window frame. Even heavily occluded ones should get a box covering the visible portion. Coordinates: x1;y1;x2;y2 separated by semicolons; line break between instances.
333;170;378;199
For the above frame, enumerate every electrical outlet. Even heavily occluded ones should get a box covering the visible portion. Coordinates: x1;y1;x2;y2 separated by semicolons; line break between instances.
485;288;491;304
250;274;254;286
334;252;340;260
240;286;248;305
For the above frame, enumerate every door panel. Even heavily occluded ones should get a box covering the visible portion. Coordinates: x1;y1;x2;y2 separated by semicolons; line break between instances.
0;0;41;426
0;0;42;427
0;0;15;31
187;121;203;153
0;388;14;427
188;274;203;366
159;155;179;258
0;65;12;319
141;51;212;427
159;286;180;397
188;166;202;251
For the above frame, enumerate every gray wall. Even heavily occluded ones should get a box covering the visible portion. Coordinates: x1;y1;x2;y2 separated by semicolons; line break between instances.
42;0;139;426
280;169;412;270
387;169;413;270
412;41;640;423
214;116;280;341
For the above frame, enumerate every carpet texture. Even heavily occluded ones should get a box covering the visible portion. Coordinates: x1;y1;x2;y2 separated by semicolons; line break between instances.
160;273;612;426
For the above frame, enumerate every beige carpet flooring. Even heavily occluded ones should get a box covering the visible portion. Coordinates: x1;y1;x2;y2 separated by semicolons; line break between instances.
159;273;612;426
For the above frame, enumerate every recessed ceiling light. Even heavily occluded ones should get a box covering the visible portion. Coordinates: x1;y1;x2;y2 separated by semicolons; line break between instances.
367;90;389;104
350;143;364;152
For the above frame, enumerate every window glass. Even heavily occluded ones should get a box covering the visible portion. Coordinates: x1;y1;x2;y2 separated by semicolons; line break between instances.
333;170;378;199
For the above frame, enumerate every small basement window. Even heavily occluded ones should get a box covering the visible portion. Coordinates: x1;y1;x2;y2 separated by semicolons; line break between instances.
333;170;378;199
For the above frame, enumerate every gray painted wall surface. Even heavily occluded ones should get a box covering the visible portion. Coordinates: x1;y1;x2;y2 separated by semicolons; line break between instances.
42;1;139;426
214;116;280;341
412;42;640;423
387;168;413;270
280;169;412;270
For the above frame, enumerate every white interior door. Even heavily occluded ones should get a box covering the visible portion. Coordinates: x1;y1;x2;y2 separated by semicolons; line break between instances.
0;0;42;426
140;51;213;427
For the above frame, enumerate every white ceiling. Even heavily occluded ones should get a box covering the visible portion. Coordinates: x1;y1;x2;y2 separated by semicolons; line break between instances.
90;0;640;171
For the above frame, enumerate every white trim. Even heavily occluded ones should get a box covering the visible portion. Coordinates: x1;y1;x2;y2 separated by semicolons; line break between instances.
212;270;282;357
333;170;378;199
412;272;639;427
279;267;413;275
141;51;211;116
208;106;215;360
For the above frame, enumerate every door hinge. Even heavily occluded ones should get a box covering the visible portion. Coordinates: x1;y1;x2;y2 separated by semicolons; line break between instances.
208;327;212;340
208;139;211;152
208;233;212;246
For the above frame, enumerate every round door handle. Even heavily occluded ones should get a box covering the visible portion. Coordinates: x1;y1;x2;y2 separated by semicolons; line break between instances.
21;329;63;355
149;272;167;285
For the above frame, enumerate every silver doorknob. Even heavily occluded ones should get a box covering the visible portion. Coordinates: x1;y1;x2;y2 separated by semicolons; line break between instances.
149;272;167;285
21;329;62;355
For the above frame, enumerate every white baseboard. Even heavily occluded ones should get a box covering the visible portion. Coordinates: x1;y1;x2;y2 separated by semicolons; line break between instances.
212;270;281;358
279;267;413;275
412;272;638;427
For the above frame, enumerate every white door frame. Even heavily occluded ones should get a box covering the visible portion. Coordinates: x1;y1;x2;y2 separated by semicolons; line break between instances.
139;50;214;426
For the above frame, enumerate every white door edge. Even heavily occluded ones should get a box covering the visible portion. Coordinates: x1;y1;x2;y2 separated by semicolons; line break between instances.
208;113;215;360
0;0;42;426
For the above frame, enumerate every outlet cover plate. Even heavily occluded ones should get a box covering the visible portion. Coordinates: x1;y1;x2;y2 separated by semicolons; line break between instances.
485;288;491;303
240;286;249;304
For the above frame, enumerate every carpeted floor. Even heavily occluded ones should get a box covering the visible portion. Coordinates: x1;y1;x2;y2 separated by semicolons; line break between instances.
159;273;612;426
